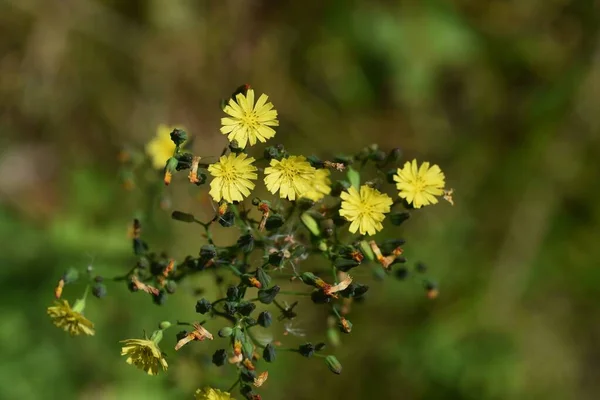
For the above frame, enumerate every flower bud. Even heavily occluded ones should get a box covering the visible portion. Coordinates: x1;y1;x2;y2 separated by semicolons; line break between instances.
307;155;325;169
257;311;272;328
153;290;167;305
200;244;217;259
263;343;276;362
218;327;233;338
256;268;271;288
315;342;326;351
395;267;409;280
229;139;244;153
264;214;284;230
300;212;320;237
390;211;411;226
165;280;177;294
370;149;386;162
388;147;402;162
63;267;79;284
258;285;280;304
297;198;315;211
237;233;254;253
195;298;212;314
268;251;284;267
299;272;318;286
298;343;315;358
325;355;342;375
212;349;227;366
92;283;107;298
171;210;196;223
224;301;238;316
338;318;352;334
263;146;281;161
164;157;179;186
227;285;240;300
245;317;257;327
170;128;187;146
334;257;360;272
358;240;375;261
311;290;331;304
219;210;235;227
242;341;254;359
175;152;193;170
346;167;360;189
159;321;172;330
238;301;256;316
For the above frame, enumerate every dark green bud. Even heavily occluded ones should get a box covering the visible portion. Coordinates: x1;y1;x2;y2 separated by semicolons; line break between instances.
170;128;187;146
265;214;284;230
307;155;325;169
297;197;315;211
334;257;360;272
256;267;271;288
263;343;276;362
395;267;409;280
229;139;244;153
264;146;281;161
227;286;240;300
268;251;285;267
390;211;411;226
299;342;315;358
325;355;342;375
171;210;196;223
380;239;405;255
258;285;280;304
244;317;257;327
315;342;327;351
242;341;254;360
212;349;227;366
251;197;261;206
165;280;177;294
224;301;238;316
238;301;256;316
333;155;353;166
299;272;319;286
240;368;256;383
237;233;254;253
62;267;79;284
218;327;233;338
133;238;148;255
175;152;193;170
340;283;369;298
153;290;167;305
311;290;331;304
218;210;235;227
370;149;386;162
200;244;217;259
195;298;212;314
92;283;107;298
258;311;272;328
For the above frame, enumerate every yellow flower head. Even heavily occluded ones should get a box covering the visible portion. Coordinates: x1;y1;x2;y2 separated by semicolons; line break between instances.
208;153;257;203
146;124;184;169
221;89;279;149
303;168;332;202
394;159;445;208
195;387;234;400
47;300;95;336
339;185;393;236
120;338;168;375
264;156;315;201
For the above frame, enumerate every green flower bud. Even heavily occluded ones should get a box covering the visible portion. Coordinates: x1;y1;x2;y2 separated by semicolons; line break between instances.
317;240;328;252
390;211;411;226
258;285;280;304
170;128;187;146
325;355;342;375
228;139;243;153
380;238;406;255
242;341;254;359
165;280;177;294
200;244;217;259
258;311;272;328
334;257;360;272
92;283;107;298
218;210;235;227
315;342;327;351
159;321;172;330
311;290;331;304
171;210;196;223
265;214;284;230
153;290;167;305
63;267;79;284
218;327;233;338
359;240;375;261
268;251;285;267
212;349;227;366
150;329;163;344
256;267;271;288
240;368;256;383
301;212;320;237
299;272;318;286
307;155;325;169
245;317;257;327
227;286;240;300
224;301;237;316
297;197;315;211
263;343;276;362
195;298;212;314
238;301;256;316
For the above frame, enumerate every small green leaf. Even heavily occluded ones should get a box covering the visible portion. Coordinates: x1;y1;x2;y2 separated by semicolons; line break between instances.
347;167;360;189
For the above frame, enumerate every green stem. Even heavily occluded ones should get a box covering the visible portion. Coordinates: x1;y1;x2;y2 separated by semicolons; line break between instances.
227;378;240;393
278;290;311;296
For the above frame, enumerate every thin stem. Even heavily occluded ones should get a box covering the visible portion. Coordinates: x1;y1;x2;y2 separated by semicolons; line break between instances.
278;290;311;296
227;378;240;393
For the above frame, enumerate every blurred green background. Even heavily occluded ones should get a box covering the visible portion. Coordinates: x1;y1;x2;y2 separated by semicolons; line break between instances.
2;0;600;399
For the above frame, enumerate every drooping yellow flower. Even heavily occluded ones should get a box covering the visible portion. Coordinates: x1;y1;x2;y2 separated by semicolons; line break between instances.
120;338;168;375
264;156;315;201
394;159;445;208
339;185;392;236
220;89;279;149
47;300;95;336
303;168;332;202
195;387;234;400
146;124;184;169
208;153;257;203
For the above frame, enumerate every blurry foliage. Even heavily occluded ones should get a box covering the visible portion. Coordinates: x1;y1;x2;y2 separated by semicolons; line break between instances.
1;0;600;399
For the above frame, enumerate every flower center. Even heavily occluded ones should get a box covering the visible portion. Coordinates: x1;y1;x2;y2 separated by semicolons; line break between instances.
412;176;426;192
221;164;238;181
241;111;259;129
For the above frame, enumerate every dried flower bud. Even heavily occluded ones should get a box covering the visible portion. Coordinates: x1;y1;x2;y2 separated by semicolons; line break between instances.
258;311;272;328
325;355;342;375
338;317;352;333
195;298;212;314
164;157;179;186
212;349;227;366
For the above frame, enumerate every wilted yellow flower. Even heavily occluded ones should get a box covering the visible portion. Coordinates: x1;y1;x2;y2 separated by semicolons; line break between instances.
303;168;332;202
47;300;95;336
221;89;278;149
146;124;184;169
208;153;257;203
120;338;168;375
339;185;392;235
264;156;315;201
195;387;234;400
394;159;445;208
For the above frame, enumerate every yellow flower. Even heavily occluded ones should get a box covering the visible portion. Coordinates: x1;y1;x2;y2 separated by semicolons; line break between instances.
208;153;257;203
394;159;445;208
264;156;315;201
220;89;279;149
146;124;184;169
195;387;234;400
339;185;392;236
303;168;332;202
47;300;95;336
120;338;168;375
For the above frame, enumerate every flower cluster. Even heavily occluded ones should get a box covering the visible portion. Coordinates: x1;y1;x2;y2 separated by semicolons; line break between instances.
51;85;453;399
